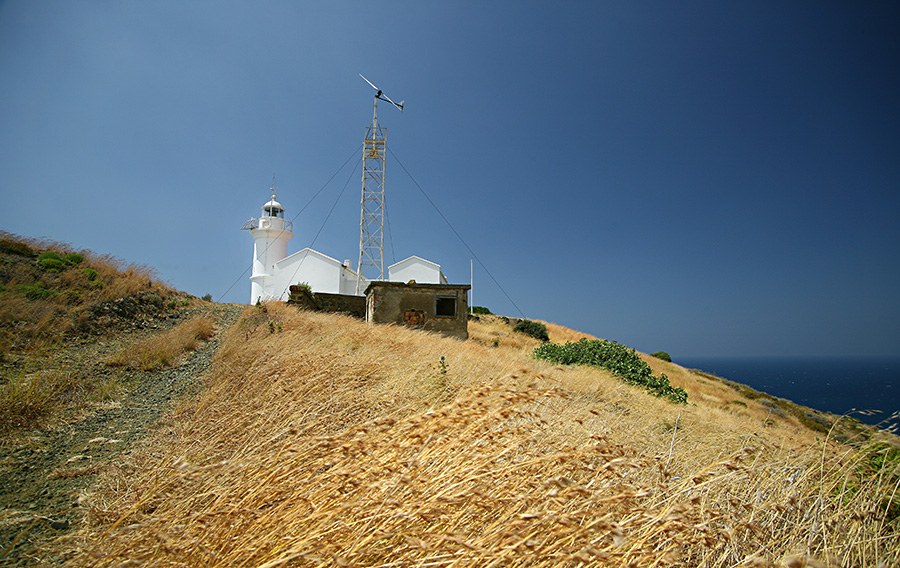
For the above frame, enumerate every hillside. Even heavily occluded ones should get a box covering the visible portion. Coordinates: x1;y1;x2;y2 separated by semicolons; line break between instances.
0;233;246;565
1;232;897;567
54;303;897;567
0;231;197;432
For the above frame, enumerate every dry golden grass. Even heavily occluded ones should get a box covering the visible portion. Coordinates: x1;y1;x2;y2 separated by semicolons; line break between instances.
544;320;599;343
106;317;215;370
64;305;900;567
0;232;172;355
0;368;78;431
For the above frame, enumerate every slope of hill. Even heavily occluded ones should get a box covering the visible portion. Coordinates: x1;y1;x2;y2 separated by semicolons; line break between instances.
55;302;898;567
0;233;248;564
0;231;197;433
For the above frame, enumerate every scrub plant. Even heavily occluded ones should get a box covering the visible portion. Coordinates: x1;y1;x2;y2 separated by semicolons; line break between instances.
513;319;549;342
534;338;688;403
651;350;672;362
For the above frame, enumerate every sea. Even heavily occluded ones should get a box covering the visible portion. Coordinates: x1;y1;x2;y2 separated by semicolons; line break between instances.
677;357;900;430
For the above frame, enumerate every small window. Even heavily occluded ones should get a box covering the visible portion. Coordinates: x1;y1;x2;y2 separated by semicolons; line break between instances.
436;295;456;317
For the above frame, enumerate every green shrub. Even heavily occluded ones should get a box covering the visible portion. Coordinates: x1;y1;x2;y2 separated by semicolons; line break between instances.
38;251;66;271
471;306;492;315
81;267;99;281
533;338;688;403
201;293;213;302
64;252;84;266
651;351;672;362
514;319;549;342
16;283;56;301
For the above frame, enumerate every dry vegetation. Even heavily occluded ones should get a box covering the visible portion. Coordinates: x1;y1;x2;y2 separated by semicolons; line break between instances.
106;317;215;370
62;303;899;567
0;232;195;432
0;231;177;354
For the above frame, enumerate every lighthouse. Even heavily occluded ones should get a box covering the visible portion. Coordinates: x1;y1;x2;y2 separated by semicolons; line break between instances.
242;184;293;304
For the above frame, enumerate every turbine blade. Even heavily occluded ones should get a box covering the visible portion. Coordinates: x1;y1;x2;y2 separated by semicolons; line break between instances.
359;73;379;92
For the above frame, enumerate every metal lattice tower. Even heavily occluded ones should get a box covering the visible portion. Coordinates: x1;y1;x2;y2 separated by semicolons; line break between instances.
356;99;387;293
356;75;403;294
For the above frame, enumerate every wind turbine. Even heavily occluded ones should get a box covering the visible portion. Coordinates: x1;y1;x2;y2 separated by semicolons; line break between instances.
360;74;404;112
356;75;405;294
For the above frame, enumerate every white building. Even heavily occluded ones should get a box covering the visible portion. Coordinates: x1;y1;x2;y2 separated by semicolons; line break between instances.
388;256;447;285
242;192;446;304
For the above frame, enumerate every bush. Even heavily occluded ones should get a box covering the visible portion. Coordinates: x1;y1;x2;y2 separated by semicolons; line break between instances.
651;351;672;362
38;251;66;271
64;252;84;266
17;283;56;301
201;293;213;302
534;338;688;403
471;306;492;315
514;319;549;342
81;267;99;281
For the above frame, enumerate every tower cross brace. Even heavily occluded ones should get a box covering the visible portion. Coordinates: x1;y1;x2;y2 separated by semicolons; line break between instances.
356;99;387;294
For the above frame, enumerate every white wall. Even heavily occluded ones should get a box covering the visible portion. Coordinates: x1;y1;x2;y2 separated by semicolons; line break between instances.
274;250;342;296
340;266;368;295
389;257;442;284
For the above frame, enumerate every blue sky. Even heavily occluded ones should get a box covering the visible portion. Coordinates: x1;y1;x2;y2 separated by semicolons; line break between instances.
1;1;898;358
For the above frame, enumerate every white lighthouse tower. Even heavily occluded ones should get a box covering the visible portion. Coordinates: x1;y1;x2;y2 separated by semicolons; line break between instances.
242;182;293;304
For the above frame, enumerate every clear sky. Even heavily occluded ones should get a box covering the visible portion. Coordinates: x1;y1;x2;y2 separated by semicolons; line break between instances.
1;1;898;358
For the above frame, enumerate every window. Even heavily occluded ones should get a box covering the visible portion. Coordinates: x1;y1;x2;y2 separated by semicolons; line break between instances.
436;295;457;317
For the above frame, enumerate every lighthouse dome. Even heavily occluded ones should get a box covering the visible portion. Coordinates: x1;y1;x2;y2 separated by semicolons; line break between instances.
262;198;284;218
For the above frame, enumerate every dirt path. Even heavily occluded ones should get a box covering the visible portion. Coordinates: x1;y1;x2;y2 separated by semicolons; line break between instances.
0;303;244;567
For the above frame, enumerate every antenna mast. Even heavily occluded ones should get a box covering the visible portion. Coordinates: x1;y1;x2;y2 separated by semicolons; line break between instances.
356;75;403;294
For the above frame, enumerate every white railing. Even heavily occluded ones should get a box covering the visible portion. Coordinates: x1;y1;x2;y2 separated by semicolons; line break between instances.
240;218;293;232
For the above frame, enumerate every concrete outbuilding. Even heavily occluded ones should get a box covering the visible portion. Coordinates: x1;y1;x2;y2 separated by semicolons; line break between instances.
365;281;471;340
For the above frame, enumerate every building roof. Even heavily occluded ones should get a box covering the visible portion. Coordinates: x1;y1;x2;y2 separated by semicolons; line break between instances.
388;255;441;271
262;198;283;211
276;247;343;268
364;280;470;294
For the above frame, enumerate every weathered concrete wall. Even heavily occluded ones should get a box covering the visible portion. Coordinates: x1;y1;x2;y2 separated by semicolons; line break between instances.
366;282;470;340
288;285;317;310
313;292;366;318
288;286;366;319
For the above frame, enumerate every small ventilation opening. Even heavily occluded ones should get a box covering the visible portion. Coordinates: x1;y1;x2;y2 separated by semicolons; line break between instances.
436;296;456;317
